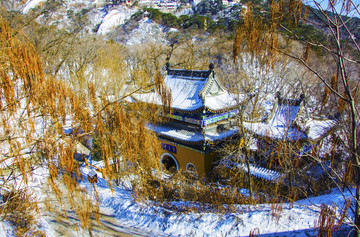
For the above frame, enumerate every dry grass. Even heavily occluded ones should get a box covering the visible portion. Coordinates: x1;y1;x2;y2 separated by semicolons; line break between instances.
314;204;337;237
314;199;351;237
131;167;264;214
1;189;45;237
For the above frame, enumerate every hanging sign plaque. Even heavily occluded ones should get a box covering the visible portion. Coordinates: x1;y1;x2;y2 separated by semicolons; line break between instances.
162;143;177;154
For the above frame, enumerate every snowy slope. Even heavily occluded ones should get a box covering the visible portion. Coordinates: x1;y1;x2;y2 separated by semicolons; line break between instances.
2;159;353;237
22;0;46;13
76;164;355;237
125;17;173;45
97;7;137;35
21;0;170;45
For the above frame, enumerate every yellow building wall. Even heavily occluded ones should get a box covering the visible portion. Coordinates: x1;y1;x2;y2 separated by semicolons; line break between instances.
161;141;219;175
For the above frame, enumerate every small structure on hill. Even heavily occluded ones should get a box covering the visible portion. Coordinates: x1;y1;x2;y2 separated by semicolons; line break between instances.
131;63;247;175
243;92;338;163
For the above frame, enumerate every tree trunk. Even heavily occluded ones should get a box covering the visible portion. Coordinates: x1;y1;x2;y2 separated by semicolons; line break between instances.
356;178;360;237
350;99;360;236
245;154;253;202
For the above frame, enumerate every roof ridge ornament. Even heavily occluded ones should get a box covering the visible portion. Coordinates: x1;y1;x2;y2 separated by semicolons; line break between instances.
276;91;282;104
209;63;215;78
209;63;214;71
299;94;305;102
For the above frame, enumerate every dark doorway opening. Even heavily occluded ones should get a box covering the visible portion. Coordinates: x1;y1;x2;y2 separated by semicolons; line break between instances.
161;155;178;173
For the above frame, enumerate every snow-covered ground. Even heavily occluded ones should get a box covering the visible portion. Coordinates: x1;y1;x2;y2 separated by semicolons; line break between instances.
0;156;355;236
102;164;356;236
22;0;47;14
2;160;351;237
77;164;357;236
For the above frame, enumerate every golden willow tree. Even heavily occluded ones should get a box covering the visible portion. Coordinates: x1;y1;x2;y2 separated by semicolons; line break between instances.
0;15;163;235
234;0;359;235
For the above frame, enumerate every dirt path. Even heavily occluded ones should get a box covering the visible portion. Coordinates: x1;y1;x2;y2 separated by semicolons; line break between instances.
40;179;155;237
44;209;153;237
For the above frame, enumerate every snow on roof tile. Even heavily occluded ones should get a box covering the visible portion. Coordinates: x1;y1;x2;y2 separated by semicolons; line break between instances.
165;74;207;111
243;122;307;141
304;118;337;141
132;65;239;112
244;94;307;141
244;93;337;141
148;124;238;143
269;104;300;128
204;92;241;111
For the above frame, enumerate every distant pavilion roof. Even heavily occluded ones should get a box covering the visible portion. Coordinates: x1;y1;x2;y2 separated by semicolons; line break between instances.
131;63;241;113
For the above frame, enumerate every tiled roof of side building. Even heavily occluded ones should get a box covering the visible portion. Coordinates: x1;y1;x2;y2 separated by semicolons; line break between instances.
243;92;338;142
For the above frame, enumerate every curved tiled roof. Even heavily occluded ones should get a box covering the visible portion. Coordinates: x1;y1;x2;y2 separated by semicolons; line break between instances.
165;74;207;111
132;65;239;112
147;123;239;144
244;93;337;141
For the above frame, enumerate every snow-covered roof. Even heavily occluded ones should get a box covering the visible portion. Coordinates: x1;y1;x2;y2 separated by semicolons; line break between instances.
148;123;239;144
244;93;306;141
164;73;208;111
132;64;239;112
244;93;337;142
303;118;337;141
270;103;300;128
243;122;307;141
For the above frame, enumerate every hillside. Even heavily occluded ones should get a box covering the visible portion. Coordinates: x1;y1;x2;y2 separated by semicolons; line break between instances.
16;0;360;46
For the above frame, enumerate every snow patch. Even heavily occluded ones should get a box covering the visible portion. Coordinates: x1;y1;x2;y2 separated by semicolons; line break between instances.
22;0;46;14
125;17;168;45
97;7;136;35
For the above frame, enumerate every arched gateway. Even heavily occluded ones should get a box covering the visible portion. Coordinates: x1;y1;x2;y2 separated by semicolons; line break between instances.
160;153;179;173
